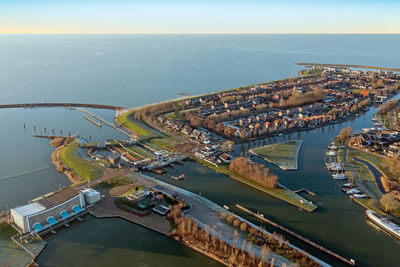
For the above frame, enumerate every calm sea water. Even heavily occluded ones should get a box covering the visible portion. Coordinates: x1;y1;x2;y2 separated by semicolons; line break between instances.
1;35;400;266
0;34;400;107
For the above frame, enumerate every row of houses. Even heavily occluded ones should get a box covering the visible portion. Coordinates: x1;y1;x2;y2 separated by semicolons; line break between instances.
158;116;212;144
353;130;400;154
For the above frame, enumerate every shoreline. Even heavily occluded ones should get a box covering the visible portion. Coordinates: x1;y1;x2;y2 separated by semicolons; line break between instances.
50;137;81;184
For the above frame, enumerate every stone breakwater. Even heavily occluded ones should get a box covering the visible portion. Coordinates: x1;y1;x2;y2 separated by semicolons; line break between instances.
0;103;124;110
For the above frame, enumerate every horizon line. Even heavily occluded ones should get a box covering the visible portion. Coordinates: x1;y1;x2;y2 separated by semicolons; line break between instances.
1;32;400;35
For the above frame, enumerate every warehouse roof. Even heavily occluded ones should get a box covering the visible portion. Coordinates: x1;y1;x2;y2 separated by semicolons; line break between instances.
11;202;46;217
33;187;81;209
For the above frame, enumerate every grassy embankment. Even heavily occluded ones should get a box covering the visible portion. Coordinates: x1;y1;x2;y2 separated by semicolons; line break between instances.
331;140;386;213
249;140;302;170
193;157;317;212
347;149;383;198
116;110;180;150
298;68;323;77
116;111;152;136
344;148;388;213
59;140;104;184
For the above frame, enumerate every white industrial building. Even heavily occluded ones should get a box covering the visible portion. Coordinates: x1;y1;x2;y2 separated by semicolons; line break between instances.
10;187;101;235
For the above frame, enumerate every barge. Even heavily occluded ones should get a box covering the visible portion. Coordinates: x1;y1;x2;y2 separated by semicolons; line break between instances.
366;209;400;240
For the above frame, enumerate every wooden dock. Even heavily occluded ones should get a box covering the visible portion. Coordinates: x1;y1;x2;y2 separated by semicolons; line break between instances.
235;204;355;266
293;188;316;197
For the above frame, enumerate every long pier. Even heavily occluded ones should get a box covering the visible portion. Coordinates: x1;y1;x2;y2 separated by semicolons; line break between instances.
0;166;52;181
73;108;131;138
82;114;101;128
235;204;355;266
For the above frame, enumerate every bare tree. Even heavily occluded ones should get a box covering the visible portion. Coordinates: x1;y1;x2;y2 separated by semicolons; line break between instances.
380;191;400;212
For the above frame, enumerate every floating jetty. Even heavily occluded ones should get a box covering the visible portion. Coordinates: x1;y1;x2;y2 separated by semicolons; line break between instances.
293;188;316;197
236;204;355;266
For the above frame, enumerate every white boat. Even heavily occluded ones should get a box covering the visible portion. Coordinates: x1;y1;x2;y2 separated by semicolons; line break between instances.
223;205;229;210
343;183;353;187
366;210;400;240
327;145;338;150
346;189;361;195
332;173;347;180
326;150;337;156
351;194;367;199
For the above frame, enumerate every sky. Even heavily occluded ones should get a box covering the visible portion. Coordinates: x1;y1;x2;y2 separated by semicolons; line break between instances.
0;0;399;34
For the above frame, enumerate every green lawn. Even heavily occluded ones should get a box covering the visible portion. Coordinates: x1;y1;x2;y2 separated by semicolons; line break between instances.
116;111;152;136
299;68;323;77
348;149;390;177
148;136;181;150
193;157;317;212
126;145;155;159
97;176;134;188
59;140;103;182
249;140;302;170
353;198;385;215
347;149;383;198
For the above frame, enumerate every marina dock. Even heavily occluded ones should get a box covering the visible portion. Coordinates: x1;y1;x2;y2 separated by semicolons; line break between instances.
235;204;355;266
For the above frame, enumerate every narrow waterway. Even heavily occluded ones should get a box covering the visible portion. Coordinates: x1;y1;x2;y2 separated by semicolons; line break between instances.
36;216;222;267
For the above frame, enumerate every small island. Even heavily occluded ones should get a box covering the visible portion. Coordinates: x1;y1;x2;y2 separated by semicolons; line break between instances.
249;140;302;170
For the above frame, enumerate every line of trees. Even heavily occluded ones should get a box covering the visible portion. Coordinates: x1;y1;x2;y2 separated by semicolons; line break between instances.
135;101;178;125
220;212;320;267
378;99;398;114
338;126;352;142
350;98;370;113
229;157;278;189
277;88;325;108
167;205;270;266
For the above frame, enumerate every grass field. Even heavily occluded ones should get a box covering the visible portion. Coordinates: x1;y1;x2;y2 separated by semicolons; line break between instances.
148;136;181;150
116;111;152;136
250;140;302;170
59;141;103;181
126;145;155;159
299;68;323;77
348;148;390;177
193;157;317;212
97;176;134;188
347;150;383;198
